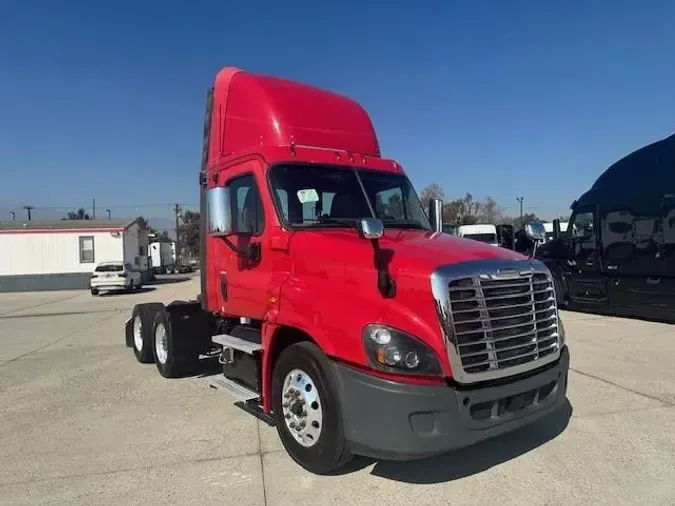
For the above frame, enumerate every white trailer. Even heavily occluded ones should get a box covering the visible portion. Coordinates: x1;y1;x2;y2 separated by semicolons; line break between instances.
149;242;176;274
456;224;499;246
543;222;569;242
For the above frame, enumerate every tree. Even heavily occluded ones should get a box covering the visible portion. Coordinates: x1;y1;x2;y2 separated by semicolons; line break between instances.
135;216;149;230
502;212;541;228
445;193;483;226
135;216;172;243
477;197;505;224
179;210;200;257
419;183;445;212
63;208;91;220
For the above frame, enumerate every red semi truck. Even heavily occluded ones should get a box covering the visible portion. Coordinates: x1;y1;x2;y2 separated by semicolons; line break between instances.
125;67;570;474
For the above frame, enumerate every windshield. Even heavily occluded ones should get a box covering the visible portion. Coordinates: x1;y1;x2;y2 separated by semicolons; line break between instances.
95;263;123;272
463;233;497;244
268;164;431;230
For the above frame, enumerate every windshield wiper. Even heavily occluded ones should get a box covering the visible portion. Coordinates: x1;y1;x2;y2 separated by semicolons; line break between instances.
381;219;428;230
302;217;359;228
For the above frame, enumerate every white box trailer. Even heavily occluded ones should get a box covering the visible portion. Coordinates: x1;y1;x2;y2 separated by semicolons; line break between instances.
456;224;499;246
543;221;569;242
149;242;176;274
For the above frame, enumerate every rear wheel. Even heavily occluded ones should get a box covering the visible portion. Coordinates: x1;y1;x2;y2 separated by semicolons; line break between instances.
151;309;199;378
90;288;99;296
130;303;165;363
271;342;352;474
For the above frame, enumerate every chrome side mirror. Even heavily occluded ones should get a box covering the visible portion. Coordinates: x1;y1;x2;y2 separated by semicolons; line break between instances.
207;186;232;236
357;218;384;240
524;221;546;242
428;198;443;233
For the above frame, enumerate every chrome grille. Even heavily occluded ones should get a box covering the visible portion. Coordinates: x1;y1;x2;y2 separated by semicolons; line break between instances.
432;260;561;384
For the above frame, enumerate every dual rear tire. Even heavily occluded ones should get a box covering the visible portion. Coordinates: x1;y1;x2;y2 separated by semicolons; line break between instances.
130;303;199;377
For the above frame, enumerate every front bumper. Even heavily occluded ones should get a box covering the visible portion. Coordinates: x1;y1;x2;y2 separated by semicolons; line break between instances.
330;346;570;461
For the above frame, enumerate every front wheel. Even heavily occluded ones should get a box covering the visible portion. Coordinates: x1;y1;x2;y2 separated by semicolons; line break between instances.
271;342;352;475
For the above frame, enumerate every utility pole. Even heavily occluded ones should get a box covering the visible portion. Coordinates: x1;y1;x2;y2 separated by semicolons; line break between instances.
92;198;96;220
106;209;111;220
9;211;16;221
516;197;524;228
22;205;34;221
173;203;183;263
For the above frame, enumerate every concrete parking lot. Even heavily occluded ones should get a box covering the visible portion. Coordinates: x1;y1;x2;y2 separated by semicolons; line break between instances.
1;276;674;505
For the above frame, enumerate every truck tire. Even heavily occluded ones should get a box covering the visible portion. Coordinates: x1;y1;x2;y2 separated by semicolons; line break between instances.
90;288;99;296
151;309;199;378
131;303;165;364
271;342;352;475
552;272;567;308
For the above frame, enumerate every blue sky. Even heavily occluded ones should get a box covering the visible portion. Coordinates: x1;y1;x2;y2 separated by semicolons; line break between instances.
1;0;674;224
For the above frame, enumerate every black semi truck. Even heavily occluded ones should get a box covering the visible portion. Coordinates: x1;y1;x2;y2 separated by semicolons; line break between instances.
536;132;675;322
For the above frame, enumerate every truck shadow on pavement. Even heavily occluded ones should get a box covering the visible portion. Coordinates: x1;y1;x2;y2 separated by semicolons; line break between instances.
341;400;573;483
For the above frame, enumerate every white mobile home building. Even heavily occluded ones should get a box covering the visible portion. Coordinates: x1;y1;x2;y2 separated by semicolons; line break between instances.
0;219;149;292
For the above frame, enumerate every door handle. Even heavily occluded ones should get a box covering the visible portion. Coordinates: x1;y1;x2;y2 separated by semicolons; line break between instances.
607;265;618;271
647;277;661;285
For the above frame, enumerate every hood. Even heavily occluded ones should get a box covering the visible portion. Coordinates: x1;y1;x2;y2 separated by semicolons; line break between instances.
287;228;526;279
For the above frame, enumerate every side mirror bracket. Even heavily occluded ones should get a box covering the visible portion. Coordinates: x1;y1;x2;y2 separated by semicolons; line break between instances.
357;218;395;298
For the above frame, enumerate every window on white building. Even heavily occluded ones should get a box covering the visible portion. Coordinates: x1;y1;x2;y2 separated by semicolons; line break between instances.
79;236;95;263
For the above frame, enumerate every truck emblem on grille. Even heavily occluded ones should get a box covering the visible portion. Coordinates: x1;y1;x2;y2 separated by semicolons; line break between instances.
495;268;521;280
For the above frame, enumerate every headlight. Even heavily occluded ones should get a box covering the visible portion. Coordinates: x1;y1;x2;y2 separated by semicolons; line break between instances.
362;324;442;376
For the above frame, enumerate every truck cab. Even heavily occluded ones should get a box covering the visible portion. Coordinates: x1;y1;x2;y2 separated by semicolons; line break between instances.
456;223;499;246
126;67;570;474
536;133;675;321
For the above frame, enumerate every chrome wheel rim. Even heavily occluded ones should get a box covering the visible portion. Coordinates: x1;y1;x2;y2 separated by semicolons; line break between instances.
133;316;143;352
281;369;323;448
154;322;168;364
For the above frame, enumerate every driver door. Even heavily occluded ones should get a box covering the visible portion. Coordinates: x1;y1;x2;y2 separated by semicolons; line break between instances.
214;169;273;320
567;206;607;307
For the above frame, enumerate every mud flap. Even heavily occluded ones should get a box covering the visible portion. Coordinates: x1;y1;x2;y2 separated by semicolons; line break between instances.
125;316;133;348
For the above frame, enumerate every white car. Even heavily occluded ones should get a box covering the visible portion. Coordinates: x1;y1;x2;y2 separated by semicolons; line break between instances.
90;261;142;295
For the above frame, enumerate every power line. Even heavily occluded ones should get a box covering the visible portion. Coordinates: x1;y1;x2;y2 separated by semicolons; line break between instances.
24;203;198;210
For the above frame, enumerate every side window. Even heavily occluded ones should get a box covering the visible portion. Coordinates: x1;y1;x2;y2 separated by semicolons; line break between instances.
571;210;595;240
228;174;264;235
275;188;289;218
79;236;95;263
375;187;406;220
570;209;597;261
